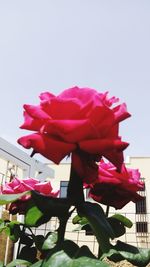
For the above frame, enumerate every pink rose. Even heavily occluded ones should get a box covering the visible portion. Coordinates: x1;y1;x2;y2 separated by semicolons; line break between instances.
87;160;144;209
18;87;130;179
2;177;59;214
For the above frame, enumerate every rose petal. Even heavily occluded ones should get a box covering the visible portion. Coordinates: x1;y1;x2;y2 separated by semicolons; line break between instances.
20;111;44;131
44;119;95;143
18;133;76;164
24;104;51;120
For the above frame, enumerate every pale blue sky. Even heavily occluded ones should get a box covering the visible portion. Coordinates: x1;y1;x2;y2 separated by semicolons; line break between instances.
0;0;150;160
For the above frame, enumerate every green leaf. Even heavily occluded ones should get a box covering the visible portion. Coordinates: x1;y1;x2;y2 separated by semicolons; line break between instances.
74;257;110;267
43;250;71;267
34;235;45;251
74;245;96;259
18;246;37;263
0;191;30;205
110;214;133;228
6;259;31;267
43;250;109;267
29;260;43;267
20;233;34;247
31;191;70;217
0;261;4;267
42;232;58;250
102;241;150;267
25;205;43;226
5;221;21;242
72;215;88;225
78;202;115;253
107;217;125;238
61;240;80;258
0;220;6;234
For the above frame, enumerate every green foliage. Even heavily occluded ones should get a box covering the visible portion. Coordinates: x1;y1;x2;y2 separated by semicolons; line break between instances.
25;205;43;226
110;214;133;228
6;259;31;267
0;219;6;233
39;250;109;267
18;246;37;263
31;191;70;218
42;232;58;250
78;202;115;253
27;261;42;267
72;215;88;225
101;241;150;267
34;235;45;251
107;214;133;238
5;221;21;242
20;232;34;247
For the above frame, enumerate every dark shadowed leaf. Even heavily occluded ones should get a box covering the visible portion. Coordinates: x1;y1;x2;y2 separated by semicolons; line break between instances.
110;214;133;228
18;246;37;263
101;241;150;267
78;202;115;253
20;232;34;247
74;245;96;259
34;235;45;251
31;191;70;217
43;250;109;267
107;217;125;238
5;221;21;242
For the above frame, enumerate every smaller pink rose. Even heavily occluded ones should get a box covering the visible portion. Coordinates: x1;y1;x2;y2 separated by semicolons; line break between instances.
2;177;59;214
86;160;144;209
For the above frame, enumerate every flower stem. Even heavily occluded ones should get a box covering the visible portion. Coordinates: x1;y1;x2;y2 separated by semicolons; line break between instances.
67;165;84;206
98;206;110;258
57;215;69;248
16;225;25;258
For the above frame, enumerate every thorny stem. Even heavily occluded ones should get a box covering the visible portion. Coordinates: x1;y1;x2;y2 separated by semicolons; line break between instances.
57;215;69;247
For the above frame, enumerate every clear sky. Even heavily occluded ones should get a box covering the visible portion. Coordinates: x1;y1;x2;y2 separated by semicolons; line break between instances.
0;0;150;161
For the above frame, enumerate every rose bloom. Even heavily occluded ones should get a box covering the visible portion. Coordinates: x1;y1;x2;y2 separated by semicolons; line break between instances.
86;160;144;209
18;87;130;181
2;177;59;214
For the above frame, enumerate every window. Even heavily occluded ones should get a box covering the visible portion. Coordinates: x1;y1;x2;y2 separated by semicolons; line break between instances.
60;181;68;198
136;222;148;233
136;197;146;214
